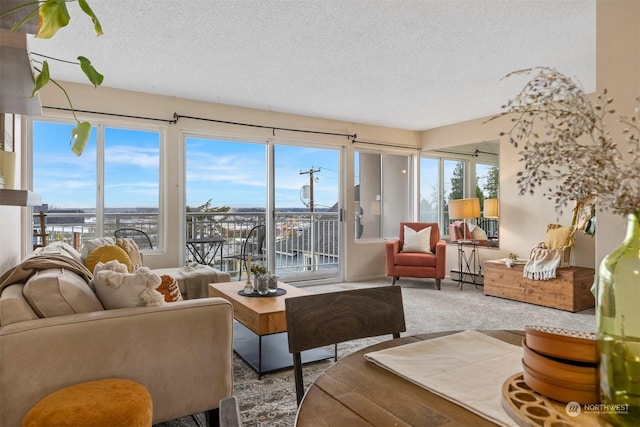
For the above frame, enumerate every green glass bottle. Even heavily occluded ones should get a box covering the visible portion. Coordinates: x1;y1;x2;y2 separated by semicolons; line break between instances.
597;213;640;425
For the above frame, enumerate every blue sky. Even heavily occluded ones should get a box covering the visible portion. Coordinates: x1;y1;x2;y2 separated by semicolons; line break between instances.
186;137;339;209
32;121;340;210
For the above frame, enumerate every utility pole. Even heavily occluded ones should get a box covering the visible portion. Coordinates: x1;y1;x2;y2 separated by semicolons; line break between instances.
300;167;320;271
299;167;321;212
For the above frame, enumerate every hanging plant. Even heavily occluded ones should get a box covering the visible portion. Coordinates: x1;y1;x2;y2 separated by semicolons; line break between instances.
0;0;104;156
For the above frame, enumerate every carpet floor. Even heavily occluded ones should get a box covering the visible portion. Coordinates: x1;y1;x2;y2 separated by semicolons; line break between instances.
154;277;596;427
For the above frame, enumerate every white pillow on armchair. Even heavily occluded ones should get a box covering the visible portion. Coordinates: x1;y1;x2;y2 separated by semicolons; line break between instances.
401;226;432;253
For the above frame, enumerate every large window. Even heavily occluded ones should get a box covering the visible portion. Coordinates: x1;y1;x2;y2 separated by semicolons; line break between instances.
355;151;411;239
420;146;499;240
32;120;161;248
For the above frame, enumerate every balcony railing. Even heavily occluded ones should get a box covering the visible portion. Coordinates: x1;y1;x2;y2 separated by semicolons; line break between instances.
34;211;340;279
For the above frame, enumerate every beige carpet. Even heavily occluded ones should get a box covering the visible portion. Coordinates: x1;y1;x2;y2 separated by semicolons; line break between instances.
154;277;596;427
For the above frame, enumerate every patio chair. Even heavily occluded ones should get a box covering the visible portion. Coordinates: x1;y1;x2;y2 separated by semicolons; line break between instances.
228;224;266;281
285;285;406;405
114;228;153;250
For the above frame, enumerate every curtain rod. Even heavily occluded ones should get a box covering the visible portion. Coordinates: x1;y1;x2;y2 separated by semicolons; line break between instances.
431;148;498;157
43;106;177;124
352;139;421;151
173;113;357;140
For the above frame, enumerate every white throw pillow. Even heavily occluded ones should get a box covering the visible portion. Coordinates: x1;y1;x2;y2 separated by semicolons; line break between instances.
92;261;164;309
469;224;488;240
402;226;432;253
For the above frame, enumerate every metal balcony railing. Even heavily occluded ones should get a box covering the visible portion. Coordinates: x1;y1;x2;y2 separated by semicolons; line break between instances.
33;210;341;279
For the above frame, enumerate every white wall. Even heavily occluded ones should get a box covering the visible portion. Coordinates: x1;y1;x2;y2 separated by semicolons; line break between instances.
0;114;27;274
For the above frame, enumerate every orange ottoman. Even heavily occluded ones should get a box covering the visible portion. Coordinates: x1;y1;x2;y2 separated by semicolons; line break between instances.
23;379;152;427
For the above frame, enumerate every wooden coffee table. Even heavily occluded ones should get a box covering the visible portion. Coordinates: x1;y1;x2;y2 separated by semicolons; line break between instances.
208;281;333;378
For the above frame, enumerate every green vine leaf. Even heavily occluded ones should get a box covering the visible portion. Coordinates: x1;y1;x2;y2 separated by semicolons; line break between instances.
77;0;103;35
70;122;92;156
31;60;50;97
37;0;71;39
78;56;103;87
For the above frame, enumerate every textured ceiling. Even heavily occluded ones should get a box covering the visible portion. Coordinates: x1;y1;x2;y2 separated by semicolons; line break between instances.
26;0;596;131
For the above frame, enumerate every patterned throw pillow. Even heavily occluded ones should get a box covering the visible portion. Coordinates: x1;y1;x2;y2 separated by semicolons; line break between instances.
115;238;143;271
157;275;183;303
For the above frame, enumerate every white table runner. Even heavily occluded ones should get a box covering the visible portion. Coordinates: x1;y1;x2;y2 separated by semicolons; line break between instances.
364;330;522;426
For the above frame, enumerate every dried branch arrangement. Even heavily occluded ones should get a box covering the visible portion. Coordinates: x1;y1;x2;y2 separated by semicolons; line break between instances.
490;67;640;216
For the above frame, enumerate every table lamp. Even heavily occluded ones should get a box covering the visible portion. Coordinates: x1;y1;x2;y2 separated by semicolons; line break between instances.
484;198;499;218
448;198;480;240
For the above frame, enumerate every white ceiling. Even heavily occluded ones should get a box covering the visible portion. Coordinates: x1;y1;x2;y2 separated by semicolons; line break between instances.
27;0;596;131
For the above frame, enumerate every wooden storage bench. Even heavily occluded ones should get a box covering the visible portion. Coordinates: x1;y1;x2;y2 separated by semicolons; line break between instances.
483;260;595;312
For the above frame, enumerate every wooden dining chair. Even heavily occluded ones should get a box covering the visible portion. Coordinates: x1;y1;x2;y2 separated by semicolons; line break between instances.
285;285;406;405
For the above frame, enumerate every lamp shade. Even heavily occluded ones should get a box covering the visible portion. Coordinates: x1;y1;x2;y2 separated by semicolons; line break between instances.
484;198;499;218
449;198;480;220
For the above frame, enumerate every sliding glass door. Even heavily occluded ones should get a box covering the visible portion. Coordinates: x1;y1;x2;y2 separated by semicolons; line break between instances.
274;144;341;282
185;137;342;283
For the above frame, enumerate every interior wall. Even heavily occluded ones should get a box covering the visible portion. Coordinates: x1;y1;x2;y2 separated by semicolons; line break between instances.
0;114;25;274
594;0;640;266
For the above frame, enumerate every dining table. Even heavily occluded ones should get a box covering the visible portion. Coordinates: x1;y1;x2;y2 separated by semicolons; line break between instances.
295;330;534;427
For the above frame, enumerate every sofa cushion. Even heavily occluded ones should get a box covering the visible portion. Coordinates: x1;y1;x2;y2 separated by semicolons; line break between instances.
394;252;437;267
0;284;39;326
23;269;104;318
402;225;432;253
92;262;164;309
85;245;133;274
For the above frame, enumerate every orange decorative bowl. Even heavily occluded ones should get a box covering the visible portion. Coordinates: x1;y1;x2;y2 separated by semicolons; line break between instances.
522;359;599;404
522;339;597;385
524;325;598;364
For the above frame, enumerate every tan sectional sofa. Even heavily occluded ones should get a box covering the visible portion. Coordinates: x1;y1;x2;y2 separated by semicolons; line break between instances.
0;241;234;426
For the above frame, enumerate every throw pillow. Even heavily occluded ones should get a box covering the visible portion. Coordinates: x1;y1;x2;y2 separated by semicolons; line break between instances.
85;245;133;274
23;268;104;318
157;275;184;302
115;238;143;271
545;226;573;249
402;225;432;253
92;262;164;309
469;224;488;240
79;237;115;262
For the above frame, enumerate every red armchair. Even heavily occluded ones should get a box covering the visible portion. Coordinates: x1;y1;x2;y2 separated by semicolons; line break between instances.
385;222;447;289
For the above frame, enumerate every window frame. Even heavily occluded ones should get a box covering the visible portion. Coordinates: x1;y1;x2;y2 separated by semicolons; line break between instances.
28;117;166;251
